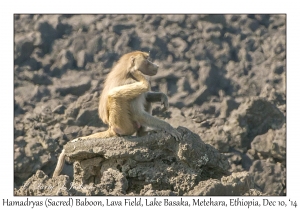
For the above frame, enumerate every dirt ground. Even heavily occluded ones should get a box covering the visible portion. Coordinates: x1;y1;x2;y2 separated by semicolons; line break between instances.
14;14;286;196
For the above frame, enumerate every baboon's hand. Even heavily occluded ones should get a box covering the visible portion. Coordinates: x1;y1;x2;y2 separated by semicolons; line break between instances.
130;68;144;81
161;93;169;112
165;126;181;141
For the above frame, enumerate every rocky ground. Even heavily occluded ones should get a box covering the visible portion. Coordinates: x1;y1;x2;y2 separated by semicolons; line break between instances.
14;14;286;196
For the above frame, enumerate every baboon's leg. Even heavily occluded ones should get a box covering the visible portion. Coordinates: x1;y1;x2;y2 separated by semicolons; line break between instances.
136;111;181;141
106;97;136;136
136;95;152;137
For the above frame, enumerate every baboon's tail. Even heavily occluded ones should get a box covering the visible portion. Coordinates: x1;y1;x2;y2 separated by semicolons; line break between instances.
85;128;117;139
52;129;116;177
53;149;66;177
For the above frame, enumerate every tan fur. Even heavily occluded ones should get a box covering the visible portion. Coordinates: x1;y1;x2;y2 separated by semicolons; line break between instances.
92;51;156;137
99;52;149;124
53;51;180;177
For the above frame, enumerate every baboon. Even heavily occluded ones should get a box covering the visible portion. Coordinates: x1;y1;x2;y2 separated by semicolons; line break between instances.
53;51;180;177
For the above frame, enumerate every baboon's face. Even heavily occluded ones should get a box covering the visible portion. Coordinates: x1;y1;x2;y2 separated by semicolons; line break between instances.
134;53;159;76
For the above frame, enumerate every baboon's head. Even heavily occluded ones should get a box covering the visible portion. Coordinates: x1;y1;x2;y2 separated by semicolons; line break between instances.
130;51;159;76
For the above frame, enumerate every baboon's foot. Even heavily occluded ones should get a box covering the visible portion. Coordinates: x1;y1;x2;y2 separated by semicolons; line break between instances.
165;126;182;141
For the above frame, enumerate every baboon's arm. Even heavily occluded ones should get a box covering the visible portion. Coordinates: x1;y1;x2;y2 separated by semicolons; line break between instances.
145;92;169;111
145;92;167;102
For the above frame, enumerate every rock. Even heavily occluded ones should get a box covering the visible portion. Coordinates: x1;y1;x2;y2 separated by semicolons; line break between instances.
64;102;80;120
14;32;42;65
52;104;66;114
112;23;135;35
95;51;119;69
64;127;229;175
248;19;260;32
200;14;227;25
50;49;75;77
54;72;91;96
34;20;58;54
64;127;229;195
76;50;91;68
250;124;286;162
76;107;99;127
220;97;240;118
185;172;256;196
140;184;178;196
167;37;188;58
198;60;231;96
70;35;86;54
270;125;286;162
15;127;231;196
200;126;230;153
14;39;34;64
273;63;284;75
22;69;53;85
249;160;285;195
14;100;25;116
114;32;131;54
184;86;210;107
166;14;186;25
49;124;66;146
86;35;103;55
203;23;223;40
14;123;25;137
223;97;285;151
15;135;45;182
49;15;72;38
62;93;103;128
15;170;71;196
15;85;51;103
63;126;81;141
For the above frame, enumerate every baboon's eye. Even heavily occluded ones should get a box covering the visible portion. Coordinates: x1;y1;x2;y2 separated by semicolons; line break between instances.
146;56;152;62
